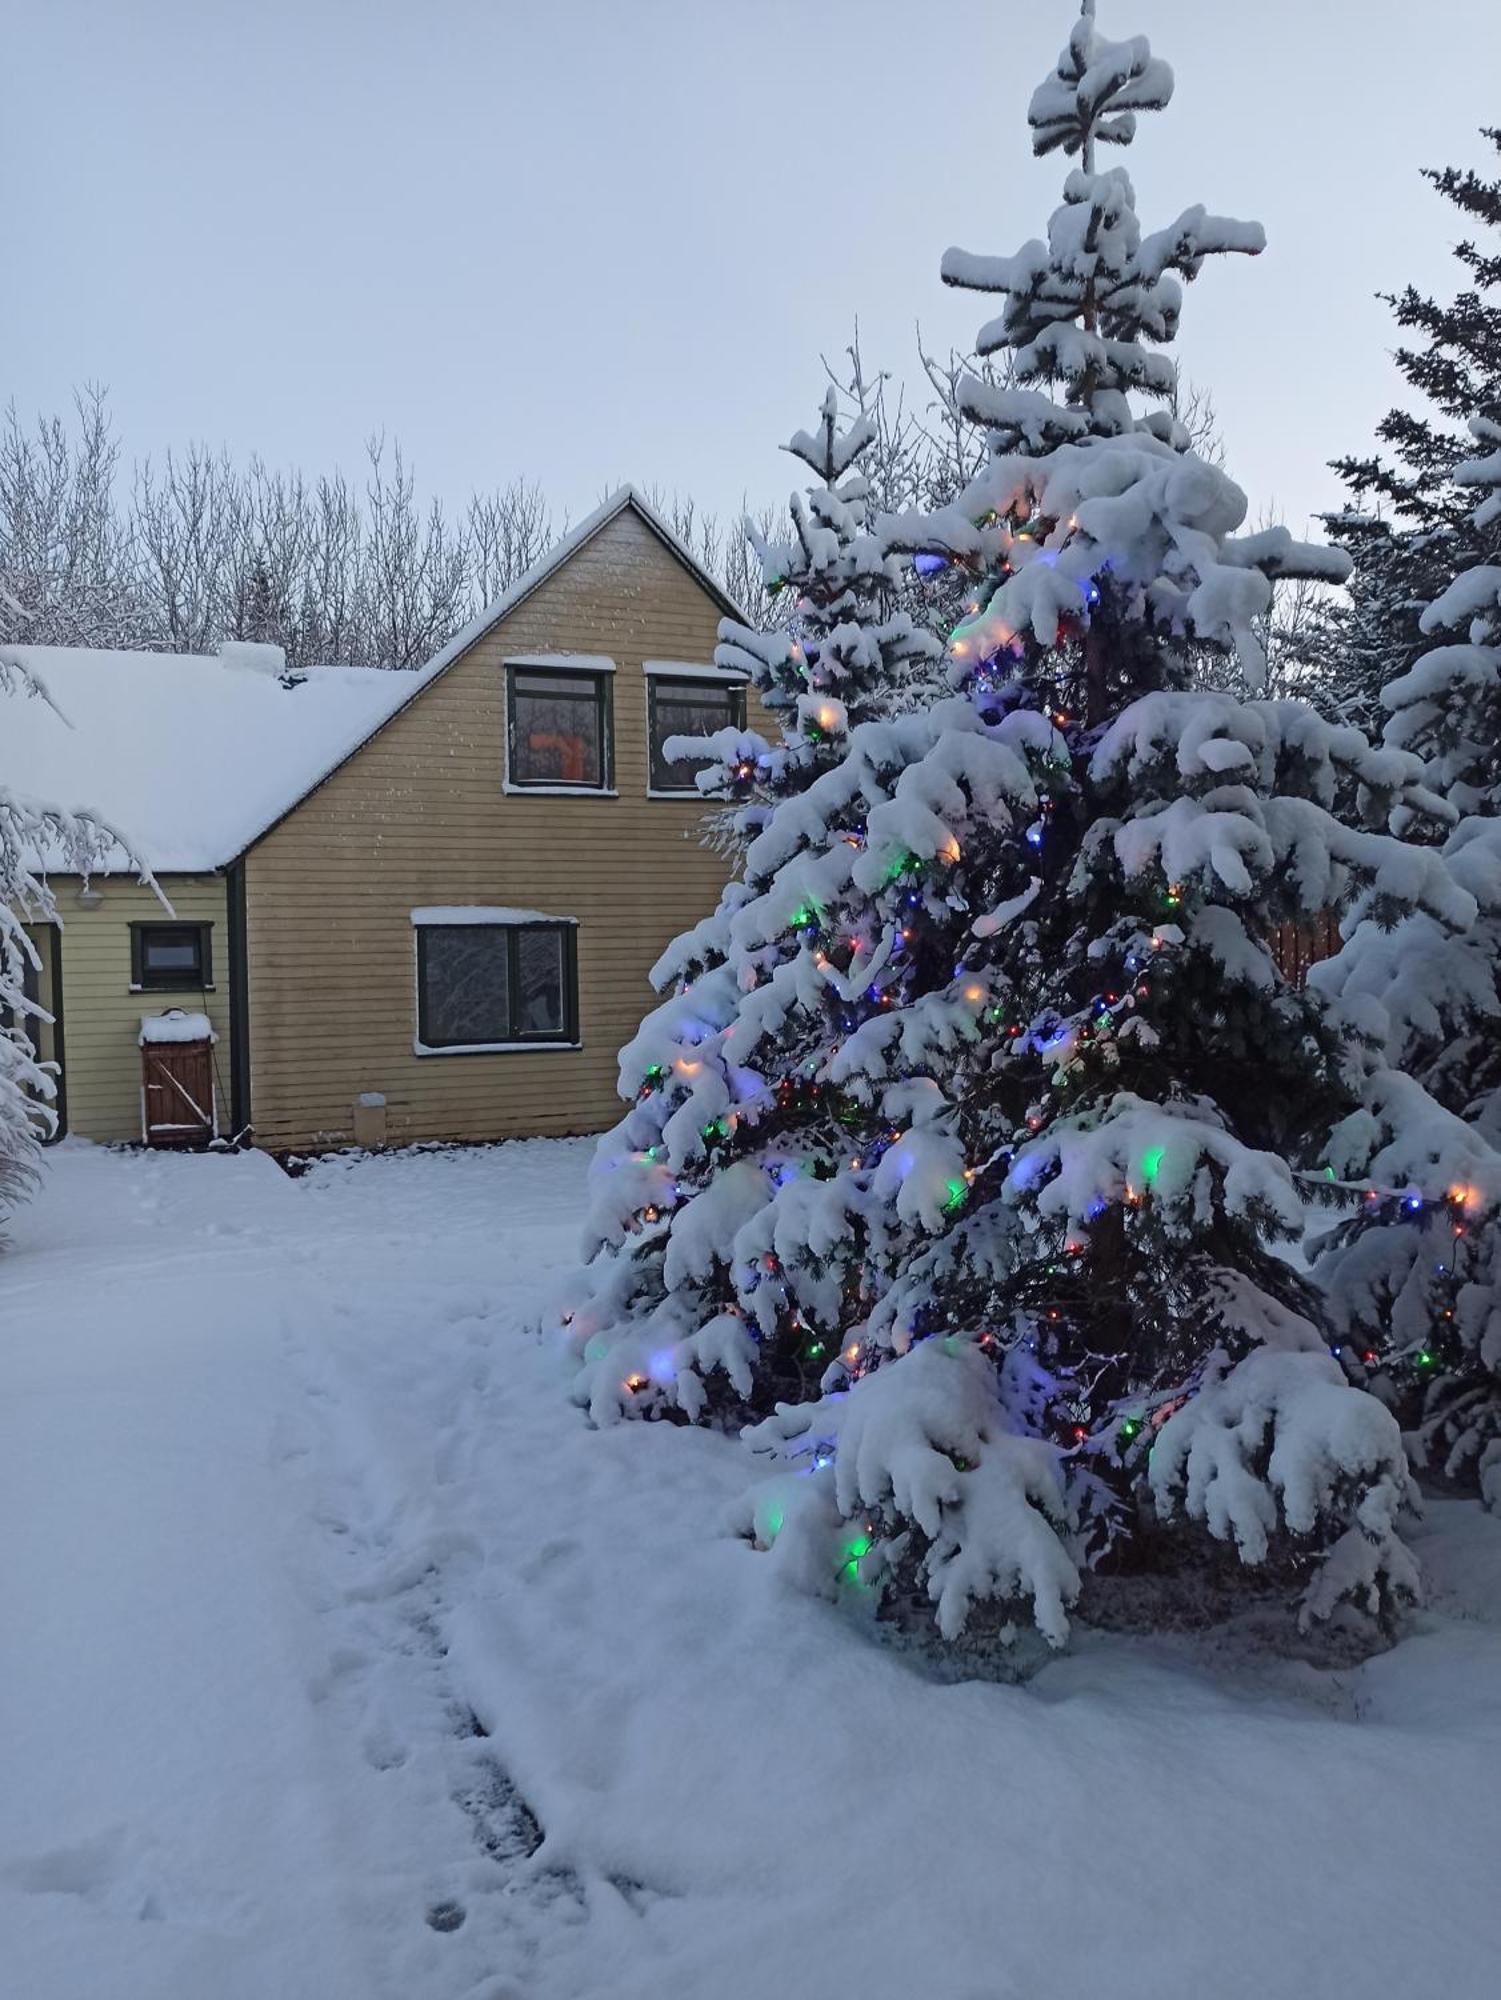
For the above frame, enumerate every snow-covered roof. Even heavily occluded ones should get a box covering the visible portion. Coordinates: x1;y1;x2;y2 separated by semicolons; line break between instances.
2;487;745;877
4;644;421;873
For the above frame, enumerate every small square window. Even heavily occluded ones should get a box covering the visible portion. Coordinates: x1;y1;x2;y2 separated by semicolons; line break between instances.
416;920;578;1050
648;677;746;793
507;668;611;789
131;923;212;990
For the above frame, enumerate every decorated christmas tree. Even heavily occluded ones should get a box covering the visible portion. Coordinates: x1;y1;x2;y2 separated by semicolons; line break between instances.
565;2;1472;1650
1312;414;1501;1508
696;388;943;847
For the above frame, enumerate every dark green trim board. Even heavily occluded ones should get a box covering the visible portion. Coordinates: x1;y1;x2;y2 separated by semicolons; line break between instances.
226;860;251;1139
43;923;66;1144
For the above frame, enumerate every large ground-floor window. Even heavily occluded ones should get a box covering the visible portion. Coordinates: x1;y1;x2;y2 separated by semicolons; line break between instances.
413;909;579;1052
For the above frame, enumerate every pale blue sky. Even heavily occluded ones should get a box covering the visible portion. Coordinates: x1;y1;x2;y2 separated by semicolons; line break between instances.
10;0;1500;538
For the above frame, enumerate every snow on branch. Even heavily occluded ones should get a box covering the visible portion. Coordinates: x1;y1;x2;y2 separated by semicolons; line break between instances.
1150;1346;1419;1628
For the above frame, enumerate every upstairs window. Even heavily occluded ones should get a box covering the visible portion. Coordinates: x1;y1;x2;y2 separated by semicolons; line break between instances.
414;912;578;1051
507;665;612;791
647;672;747;794
131;922;212;991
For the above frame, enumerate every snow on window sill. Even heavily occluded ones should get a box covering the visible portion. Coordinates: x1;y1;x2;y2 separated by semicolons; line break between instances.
412;1038;583;1058
130;983;215;994
646;787;710;802
642;659;748;683
501;782;618;799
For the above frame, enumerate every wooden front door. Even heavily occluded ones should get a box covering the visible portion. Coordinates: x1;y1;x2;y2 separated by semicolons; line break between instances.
141;1041;217;1146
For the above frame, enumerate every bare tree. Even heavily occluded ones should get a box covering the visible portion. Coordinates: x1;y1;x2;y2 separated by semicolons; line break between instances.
634;483;787;629
0;387;151;647
361;435;471;668
4;383;796;668
467;478;556;606
132;442;243;653
300;471;364;666
1166;364;1226;467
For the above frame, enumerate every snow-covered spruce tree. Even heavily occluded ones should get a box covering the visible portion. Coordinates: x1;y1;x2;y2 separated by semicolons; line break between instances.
1315;128;1501;730
731;2;1475;1650
1312;419;1501;1507
700;388;945;847
1;655;129;1229
563;3;1471;1652
1294;512;1439;734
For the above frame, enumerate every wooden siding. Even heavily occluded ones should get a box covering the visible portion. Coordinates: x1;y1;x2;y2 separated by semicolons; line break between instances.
46;875;232;1142
244;508;758;1152
1267;908;1343;990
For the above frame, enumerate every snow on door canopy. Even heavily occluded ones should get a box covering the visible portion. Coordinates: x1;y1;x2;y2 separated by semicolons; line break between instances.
139;1010;217;1045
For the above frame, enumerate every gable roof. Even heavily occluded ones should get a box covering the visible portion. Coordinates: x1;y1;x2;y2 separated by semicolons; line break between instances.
2;487;747;876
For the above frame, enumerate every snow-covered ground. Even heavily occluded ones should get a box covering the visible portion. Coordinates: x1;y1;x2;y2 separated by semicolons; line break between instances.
2;1140;1499;2000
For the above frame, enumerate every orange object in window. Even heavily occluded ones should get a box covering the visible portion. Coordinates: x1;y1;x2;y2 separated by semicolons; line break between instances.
526;729;589;783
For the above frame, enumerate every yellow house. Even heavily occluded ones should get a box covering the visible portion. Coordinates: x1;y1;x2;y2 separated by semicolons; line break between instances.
7;488;759;1153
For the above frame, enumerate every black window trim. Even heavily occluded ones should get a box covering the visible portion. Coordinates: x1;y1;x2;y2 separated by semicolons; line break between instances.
130;920;214;992
505;662;615;794
646;673;748;796
414;918;580;1053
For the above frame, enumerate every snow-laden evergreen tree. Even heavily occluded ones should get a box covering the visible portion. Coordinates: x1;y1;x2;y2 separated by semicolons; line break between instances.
1312;418;1501;1507
1288;513;1440;733
700;388;944;846
563;2;1470;1651
1313;128;1501;729
1;654;130;1230
563;392;961;1402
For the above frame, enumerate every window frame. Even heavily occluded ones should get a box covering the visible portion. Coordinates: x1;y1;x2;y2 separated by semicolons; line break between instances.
130;921;213;992
414;918;580;1054
504;663;614;795
645;673;748;797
